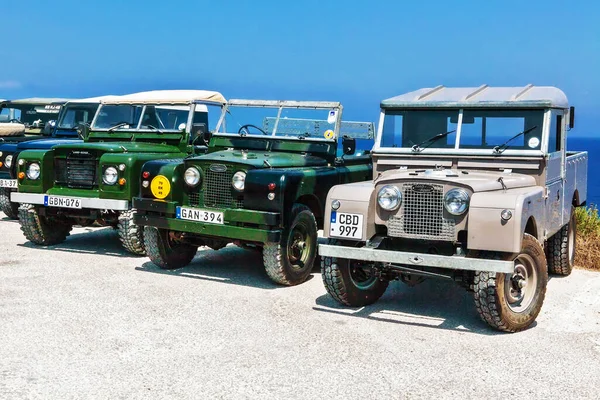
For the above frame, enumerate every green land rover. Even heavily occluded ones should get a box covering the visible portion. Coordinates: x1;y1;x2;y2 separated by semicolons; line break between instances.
12;90;226;254
134;99;374;285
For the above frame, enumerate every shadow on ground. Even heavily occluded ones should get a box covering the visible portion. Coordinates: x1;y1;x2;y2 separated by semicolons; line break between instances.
135;245;300;290
17;226;141;258
313;279;510;335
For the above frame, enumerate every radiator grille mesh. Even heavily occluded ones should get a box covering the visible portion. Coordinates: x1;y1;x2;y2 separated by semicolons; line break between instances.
388;183;455;240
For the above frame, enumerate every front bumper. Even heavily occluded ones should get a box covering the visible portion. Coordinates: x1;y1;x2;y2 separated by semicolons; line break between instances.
133;197;282;243
318;244;515;273
11;193;129;211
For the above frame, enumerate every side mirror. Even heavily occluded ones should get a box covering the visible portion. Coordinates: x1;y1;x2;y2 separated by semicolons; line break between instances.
342;135;356;156
43;120;56;136
191;123;210;145
76;123;90;140
569;106;575;129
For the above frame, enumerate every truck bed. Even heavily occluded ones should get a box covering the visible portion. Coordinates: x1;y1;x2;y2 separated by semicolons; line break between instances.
566;151;588;206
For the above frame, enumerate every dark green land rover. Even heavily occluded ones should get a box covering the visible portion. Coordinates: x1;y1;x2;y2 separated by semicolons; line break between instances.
134;99;374;285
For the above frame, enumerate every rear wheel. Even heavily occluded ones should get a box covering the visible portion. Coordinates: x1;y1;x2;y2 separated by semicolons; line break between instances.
473;234;548;332
547;208;576;276
263;204;317;286
0;188;19;219
18;203;72;245
321;240;389;306
144;226;198;270
117;209;145;255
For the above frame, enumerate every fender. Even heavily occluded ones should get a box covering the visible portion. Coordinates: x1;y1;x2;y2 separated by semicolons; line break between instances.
468;186;545;253
139;159;185;203
15;149;55;193
323;181;377;242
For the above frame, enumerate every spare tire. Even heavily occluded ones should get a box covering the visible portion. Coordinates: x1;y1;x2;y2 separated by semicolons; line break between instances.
0;123;25;137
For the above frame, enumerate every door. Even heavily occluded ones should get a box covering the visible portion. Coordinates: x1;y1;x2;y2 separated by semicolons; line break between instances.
545;110;565;237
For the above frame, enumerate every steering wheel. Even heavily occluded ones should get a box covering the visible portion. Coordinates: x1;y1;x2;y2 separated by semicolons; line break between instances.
238;124;267;135
8;118;22;124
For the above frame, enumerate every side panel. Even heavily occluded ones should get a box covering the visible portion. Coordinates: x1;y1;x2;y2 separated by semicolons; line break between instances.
468;187;545;253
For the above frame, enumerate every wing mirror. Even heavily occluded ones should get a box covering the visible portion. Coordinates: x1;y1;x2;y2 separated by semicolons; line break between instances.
76;123;90;140
191;123;211;145
43;120;56;136
342;135;356;156
569;106;575;129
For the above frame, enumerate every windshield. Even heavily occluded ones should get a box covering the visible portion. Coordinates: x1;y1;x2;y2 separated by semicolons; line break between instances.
216;105;340;140
380;109;545;151
91;104;209;132
0;104;62;126
57;104;100;129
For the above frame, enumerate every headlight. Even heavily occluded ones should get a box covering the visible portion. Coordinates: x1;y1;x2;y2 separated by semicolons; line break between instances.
444;188;470;215
377;185;401;211
232;171;246;191
103;166;118;185
4;155;12;168
184;167;201;186
26;162;41;180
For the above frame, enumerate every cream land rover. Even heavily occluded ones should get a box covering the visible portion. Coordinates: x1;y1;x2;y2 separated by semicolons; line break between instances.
319;85;588;332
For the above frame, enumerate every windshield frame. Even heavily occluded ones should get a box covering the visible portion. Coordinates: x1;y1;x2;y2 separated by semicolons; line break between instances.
374;107;553;156
90;103;196;132
213;100;343;143
56;102;101;130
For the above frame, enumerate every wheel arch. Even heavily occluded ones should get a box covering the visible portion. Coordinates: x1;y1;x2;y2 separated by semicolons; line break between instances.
295;194;322;227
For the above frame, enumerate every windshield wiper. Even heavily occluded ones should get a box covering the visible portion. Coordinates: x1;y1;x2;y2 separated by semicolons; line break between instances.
107;122;132;132
492;125;538;154
145;125;164;133
411;129;456;152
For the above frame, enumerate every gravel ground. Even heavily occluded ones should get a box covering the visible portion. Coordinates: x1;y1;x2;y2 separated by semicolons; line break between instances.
1;214;600;399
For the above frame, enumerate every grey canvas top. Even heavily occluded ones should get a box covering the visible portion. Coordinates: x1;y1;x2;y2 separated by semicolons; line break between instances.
381;85;568;109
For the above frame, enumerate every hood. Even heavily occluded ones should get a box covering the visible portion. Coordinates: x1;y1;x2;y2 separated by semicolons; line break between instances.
16;138;81;151
376;168;537;192
194;149;328;169
52;141;181;154
53;128;79;138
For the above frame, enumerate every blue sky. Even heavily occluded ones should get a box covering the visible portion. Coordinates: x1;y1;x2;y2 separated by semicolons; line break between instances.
2;0;599;136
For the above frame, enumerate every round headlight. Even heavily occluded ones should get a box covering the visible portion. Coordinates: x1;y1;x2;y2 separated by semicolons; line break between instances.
26;162;41;180
4;155;12;168
232;171;246;191
184;167;201;186
444;188;470;215
103;166;118;185
377;185;401;211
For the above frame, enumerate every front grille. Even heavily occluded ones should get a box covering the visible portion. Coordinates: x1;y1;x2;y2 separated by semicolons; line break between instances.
187;163;243;209
388;183;454;240
55;151;98;189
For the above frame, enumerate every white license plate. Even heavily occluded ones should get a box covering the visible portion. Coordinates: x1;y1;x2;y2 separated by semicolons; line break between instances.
44;196;82;209
176;206;224;224
330;212;363;239
0;179;17;188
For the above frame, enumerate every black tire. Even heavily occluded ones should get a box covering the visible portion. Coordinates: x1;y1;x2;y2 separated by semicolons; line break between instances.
0;187;19;219
117;209;145;255
547;208;576;276
144;226;198;270
321;240;389;307
473;233;548;333
18;203;72;245
263;204;318;286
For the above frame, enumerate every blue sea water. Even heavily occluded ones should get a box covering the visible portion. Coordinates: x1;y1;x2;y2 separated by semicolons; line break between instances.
356;136;598;206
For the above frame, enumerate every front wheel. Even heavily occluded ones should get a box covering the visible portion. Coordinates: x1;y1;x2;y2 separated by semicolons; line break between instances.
473;233;548;333
321;240;389;307
18;203;73;245
263;204;317;286
0;187;19;219
117;209;145;255
144;226;198;270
